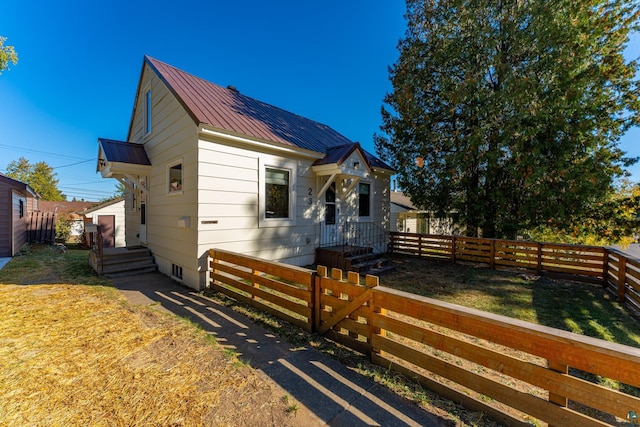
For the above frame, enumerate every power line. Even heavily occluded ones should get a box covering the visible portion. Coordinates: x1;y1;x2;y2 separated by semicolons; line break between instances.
0;143;88;161
53;159;94;168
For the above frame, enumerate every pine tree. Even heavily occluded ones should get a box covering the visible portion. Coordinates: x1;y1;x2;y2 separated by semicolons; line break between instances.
376;0;640;238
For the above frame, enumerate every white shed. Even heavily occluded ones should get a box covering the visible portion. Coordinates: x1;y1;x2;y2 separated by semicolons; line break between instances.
83;198;126;248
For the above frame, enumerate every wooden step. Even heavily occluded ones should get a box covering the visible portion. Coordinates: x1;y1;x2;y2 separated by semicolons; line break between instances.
90;246;156;277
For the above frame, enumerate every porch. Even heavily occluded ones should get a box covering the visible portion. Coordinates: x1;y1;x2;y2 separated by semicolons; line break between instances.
315;221;394;275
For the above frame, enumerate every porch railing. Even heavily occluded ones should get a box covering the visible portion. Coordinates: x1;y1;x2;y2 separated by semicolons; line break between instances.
319;221;389;254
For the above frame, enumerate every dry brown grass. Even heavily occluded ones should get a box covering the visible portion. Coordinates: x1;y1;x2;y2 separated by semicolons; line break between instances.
0;283;299;426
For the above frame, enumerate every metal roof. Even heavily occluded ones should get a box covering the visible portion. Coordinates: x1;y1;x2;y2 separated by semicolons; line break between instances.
312;142;394;172
98;138;151;165
145;56;362;154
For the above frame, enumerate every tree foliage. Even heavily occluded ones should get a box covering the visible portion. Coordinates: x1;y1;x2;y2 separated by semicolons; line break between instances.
376;0;640;239
525;180;640;246
0;36;18;74
6;157;67;201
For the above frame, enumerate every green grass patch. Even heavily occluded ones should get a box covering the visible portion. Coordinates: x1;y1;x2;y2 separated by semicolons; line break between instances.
0;244;111;286
383;256;640;348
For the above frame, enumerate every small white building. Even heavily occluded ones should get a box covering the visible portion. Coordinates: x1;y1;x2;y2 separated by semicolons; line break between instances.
390;191;460;235
96;56;395;289
83;198;126;248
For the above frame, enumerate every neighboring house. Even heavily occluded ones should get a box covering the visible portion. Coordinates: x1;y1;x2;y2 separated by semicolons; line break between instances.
39;200;97;238
390;191;416;232
390;191;460;235
97;56;394;290
0;173;38;257
82;198;126;248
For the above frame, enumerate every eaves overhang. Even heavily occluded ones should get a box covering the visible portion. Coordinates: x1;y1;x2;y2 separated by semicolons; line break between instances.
199;125;326;160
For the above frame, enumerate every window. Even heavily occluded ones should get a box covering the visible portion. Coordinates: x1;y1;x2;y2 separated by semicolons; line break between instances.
325;182;336;225
265;168;289;218
258;160;296;227
168;162;182;193
144;89;152;135
19;199;24;218
359;183;371;217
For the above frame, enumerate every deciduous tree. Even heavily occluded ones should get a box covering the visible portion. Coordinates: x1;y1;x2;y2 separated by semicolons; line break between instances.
0;36;18;74
376;0;640;239
6;157;66;201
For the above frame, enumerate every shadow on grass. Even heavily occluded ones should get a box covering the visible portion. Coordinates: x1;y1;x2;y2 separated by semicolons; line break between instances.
384;255;640;348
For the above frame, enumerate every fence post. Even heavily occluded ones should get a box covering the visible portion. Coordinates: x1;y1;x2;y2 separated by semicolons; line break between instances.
451;236;457;264
618;256;627;303
310;270;319;333
367;275;382;362
314;266;328;333
489;239;496;269
537;243;543;276
602;249;609;288
418;233;423;258
548;360;568;427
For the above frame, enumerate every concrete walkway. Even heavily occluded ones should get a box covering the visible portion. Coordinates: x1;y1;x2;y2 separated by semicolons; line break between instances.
110;272;450;427
0;257;11;271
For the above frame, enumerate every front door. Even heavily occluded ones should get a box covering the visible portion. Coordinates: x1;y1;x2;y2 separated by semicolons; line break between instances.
139;202;147;243
139;176;147;244
98;215;115;248
323;181;339;246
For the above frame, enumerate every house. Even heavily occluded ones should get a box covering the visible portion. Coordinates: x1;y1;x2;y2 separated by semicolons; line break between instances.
0;173;38;257
96;56;394;290
390;191;416;232
82;197;126;248
390;191;460;235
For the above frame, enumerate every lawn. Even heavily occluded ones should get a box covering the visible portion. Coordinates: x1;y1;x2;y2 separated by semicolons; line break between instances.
0;245;300;426
382;255;640;349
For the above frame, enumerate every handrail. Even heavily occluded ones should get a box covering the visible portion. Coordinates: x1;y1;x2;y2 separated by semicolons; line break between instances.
319;221;389;255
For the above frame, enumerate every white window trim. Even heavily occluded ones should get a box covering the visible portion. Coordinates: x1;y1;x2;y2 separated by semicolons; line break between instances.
259;158;297;228
358;181;373;220
167;159;184;195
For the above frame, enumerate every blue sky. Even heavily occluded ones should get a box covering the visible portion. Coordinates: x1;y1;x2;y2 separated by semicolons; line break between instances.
1;1;639;201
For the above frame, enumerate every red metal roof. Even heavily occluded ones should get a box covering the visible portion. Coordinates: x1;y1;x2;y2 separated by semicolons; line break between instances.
311;142;393;171
144;56;357;153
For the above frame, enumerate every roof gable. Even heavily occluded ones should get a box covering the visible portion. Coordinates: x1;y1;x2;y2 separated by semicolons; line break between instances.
141;56;355;153
312;142;394;173
0;173;38;198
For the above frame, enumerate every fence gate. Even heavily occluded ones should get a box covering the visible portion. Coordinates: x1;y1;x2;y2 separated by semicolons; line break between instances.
315;266;378;355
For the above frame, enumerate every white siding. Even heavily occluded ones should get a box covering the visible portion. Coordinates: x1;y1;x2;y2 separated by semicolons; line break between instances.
195;139;320;288
85;200;126;247
126;64;200;287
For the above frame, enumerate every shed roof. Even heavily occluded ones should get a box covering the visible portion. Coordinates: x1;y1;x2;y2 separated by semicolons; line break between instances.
142;56;386;159
98;138;151;165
